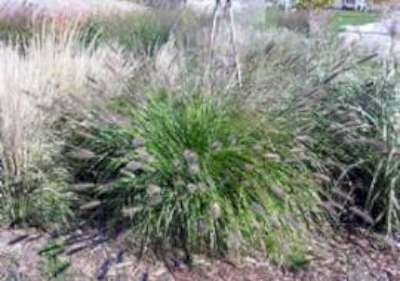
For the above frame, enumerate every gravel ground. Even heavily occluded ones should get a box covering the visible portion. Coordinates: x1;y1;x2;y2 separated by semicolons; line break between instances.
0;227;399;281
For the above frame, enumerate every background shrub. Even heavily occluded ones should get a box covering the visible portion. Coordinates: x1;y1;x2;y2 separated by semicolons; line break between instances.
86;11;173;55
133;0;185;9
277;11;310;34
83;8;211;57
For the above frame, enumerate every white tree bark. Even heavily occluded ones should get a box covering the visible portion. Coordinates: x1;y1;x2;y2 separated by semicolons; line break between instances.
206;0;242;88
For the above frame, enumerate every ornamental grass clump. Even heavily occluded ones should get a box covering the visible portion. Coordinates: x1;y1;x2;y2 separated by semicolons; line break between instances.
0;22;132;228
304;67;400;235
68;92;321;265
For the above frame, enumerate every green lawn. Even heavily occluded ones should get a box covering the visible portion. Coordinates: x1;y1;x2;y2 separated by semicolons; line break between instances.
330;11;379;32
262;9;379;34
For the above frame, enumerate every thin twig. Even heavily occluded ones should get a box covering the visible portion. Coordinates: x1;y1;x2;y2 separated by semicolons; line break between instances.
227;0;242;87
204;0;221;92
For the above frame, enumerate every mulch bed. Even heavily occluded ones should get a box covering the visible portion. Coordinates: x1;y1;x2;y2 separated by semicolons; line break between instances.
174;229;400;281
0;227;399;281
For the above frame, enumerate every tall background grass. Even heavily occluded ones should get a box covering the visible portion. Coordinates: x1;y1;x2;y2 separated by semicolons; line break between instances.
0;22;133;228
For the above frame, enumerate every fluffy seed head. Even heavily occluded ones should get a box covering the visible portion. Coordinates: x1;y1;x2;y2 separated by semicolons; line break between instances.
270;186;286;201
68;149;96;160
228;135;237;145
122;206;143;218
147;184;161;197
132;138;145;148
187;183;198;194
189;163;201;175
211;141;222;151
184;149;199;164
264;153;281;162
124;161;144;173
211;202;222;219
80;200;101;210
253;144;263;152
313;173;331;185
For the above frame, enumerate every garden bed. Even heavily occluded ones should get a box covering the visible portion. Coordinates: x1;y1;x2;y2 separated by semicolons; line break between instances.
0;228;399;280
0;2;399;281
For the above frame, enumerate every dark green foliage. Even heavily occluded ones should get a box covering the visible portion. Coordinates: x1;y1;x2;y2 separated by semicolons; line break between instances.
84;12;172;55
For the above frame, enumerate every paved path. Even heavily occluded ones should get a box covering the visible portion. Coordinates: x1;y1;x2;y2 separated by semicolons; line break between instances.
340;16;400;60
